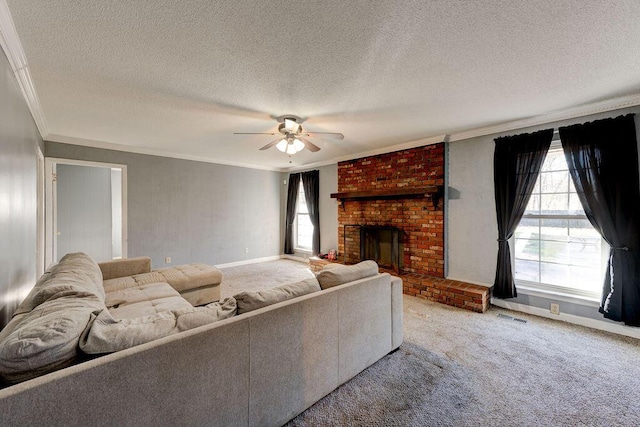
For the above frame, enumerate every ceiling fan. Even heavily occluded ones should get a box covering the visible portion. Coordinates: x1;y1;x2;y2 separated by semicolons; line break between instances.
234;115;344;154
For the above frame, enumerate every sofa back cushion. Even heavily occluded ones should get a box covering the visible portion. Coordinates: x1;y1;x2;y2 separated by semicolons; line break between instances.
234;277;321;315
0;294;104;383
14;252;105;316
315;261;379;290
98;256;151;281
0;252;106;383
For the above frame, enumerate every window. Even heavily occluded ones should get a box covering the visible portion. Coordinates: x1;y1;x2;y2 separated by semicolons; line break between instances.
514;143;608;299
296;182;313;251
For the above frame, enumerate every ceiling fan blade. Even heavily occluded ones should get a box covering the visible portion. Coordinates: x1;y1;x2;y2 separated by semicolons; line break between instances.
233;132;278;135
300;137;321;152
302;131;344;140
284;118;300;133
259;137;283;151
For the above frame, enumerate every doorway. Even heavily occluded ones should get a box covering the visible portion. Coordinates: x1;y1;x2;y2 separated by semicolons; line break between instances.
45;158;127;267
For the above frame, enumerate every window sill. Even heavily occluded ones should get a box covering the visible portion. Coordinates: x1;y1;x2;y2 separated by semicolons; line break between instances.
294;248;312;254
516;281;601;307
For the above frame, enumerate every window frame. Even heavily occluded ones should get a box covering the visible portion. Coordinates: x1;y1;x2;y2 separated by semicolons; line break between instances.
512;141;608;302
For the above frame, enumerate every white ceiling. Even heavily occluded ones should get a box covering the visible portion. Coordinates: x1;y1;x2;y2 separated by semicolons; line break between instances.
4;0;640;170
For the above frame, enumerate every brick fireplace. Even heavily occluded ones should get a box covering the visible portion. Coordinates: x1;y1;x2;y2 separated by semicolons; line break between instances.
328;142;490;313
335;143;445;277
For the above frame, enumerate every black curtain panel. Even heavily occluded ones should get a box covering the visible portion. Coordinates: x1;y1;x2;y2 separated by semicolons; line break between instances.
302;170;321;254
493;129;554;298
559;114;640;325
284;173;301;254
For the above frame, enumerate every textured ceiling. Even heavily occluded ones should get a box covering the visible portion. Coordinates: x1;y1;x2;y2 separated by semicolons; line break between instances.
5;0;640;170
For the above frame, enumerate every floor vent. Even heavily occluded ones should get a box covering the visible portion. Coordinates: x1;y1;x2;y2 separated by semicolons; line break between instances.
497;313;527;323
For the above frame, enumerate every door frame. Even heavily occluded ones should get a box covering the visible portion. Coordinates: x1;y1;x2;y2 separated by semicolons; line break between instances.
45;157;128;267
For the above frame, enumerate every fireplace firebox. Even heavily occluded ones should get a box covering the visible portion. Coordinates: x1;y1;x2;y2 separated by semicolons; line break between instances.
345;225;403;273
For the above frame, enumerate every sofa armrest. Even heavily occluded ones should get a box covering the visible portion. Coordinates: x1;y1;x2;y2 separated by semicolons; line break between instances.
98;257;152;280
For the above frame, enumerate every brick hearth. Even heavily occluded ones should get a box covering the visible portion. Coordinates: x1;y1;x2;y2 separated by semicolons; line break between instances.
329;143;490;313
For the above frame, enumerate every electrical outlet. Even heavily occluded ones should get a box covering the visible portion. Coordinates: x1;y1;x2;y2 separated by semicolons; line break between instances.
550;303;560;315
165;257;171;264
245;248;249;254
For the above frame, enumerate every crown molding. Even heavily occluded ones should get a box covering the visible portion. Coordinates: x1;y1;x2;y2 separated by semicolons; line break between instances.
46;134;284;172
283;134;448;172
448;93;640;143
0;0;48;137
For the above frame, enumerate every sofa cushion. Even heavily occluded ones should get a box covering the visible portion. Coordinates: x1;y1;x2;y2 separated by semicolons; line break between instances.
103;275;139;293
153;264;223;293
102;264;222;296
108;295;193;320
105;282;182;308
14;252;105;315
315;261;379;290
234;277;321;315
80;298;238;354
80;310;179;354
174;298;237;330
0;294;104;383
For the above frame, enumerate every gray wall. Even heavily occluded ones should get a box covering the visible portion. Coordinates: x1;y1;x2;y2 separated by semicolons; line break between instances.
0;49;43;329
447;106;640;323
46;142;282;268
56;164;113;262
282;164;339;258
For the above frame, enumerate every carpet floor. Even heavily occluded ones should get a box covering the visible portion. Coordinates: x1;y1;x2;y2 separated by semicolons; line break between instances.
221;260;640;426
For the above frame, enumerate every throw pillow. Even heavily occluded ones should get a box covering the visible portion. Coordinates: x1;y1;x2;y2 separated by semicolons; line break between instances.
234;277;321;315
315;260;379;290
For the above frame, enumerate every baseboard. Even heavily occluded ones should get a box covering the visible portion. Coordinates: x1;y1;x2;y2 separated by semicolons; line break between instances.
215;255;282;269
490;298;640;340
281;254;310;263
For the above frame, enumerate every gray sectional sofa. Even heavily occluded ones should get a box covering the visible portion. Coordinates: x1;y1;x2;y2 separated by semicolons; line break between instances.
0;253;403;426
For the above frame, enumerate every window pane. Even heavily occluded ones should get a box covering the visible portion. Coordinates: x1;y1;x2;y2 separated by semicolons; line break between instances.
540;218;568;241
297;213;313;249
515;259;539;282
569;193;585;215
569;266;604;293
540;262;569;286
514;218;539;240
296;182;312;249
524;194;540;215
568;219;600;239
541;148;567;172
540;171;569;194
540;193;568;214
298;185;308;214
541;240;569;264
515;238;539;261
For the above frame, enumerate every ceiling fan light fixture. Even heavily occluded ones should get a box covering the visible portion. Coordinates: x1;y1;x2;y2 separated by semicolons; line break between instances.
285;141;298;155
293;138;305;152
276;139;288;152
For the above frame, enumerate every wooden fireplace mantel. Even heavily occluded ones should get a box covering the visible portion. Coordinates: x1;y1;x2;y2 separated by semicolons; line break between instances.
330;185;443;207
